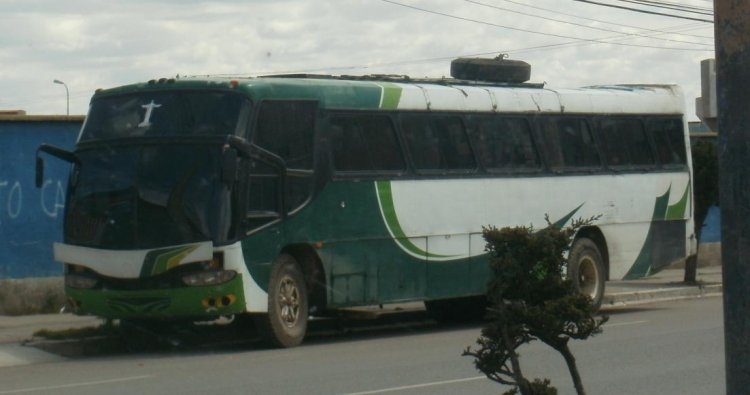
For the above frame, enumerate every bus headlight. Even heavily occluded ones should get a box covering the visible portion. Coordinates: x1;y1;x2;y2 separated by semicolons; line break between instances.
65;274;99;289
182;270;236;286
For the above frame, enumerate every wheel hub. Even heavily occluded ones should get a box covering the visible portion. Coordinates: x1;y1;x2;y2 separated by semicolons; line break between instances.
278;277;300;327
578;257;599;299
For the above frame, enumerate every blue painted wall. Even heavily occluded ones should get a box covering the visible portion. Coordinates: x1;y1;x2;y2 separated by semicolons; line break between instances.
0;118;80;278
700;205;721;243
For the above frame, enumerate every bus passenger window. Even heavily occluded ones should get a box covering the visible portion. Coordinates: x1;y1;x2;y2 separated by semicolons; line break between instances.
648;119;687;166
598;118;654;167
401;115;475;171
537;117;600;170
329;115;404;172
475;117;539;171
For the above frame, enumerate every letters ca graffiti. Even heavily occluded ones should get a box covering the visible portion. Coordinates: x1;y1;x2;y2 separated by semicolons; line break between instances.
0;179;66;222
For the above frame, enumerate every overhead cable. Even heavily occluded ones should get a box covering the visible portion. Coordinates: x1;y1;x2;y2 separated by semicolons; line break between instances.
465;0;712;47
573;0;713;23
615;0;714;15
494;0;713;39
381;0;713;51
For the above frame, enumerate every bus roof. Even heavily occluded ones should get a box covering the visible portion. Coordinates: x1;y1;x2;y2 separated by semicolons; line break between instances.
94;76;685;116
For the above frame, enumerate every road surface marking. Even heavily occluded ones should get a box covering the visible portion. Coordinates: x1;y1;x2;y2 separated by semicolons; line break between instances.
0;375;154;394
605;320;649;328
342;376;486;395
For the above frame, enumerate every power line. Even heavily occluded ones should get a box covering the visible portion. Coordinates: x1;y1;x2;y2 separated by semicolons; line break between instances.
615;0;713;15
380;0;712;51
464;0;712;47
573;0;714;23
494;0;713;40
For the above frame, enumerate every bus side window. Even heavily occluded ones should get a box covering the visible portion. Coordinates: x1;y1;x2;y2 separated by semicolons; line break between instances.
474;116;539;171
598;118;654;168
402;115;442;170
648;118;687;167
536;117;600;171
436;117;475;170
329;115;404;172
401;114;475;172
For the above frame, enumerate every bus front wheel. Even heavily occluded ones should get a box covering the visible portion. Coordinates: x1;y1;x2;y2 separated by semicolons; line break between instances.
256;254;308;348
568;238;606;310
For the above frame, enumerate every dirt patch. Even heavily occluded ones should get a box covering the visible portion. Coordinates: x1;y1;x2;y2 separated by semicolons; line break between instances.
0;278;66;315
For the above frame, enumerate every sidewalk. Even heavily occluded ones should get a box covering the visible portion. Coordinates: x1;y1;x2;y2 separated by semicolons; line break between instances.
602;265;722;307
0;265;723;347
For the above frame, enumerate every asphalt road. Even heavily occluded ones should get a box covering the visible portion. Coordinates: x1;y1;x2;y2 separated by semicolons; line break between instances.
0;296;724;395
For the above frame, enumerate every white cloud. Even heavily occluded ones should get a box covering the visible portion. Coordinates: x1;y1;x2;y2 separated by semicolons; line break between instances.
0;0;714;119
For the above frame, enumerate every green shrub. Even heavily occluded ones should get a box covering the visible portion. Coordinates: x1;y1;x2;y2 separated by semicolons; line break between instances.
464;217;607;395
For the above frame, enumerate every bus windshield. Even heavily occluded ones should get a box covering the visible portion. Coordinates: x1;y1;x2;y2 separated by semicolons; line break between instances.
80;91;248;141
65;144;232;249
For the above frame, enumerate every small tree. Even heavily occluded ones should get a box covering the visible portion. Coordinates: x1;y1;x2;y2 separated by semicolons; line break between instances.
464;217;608;395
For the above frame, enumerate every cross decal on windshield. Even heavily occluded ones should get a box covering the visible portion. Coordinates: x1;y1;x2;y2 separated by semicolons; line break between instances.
138;100;162;128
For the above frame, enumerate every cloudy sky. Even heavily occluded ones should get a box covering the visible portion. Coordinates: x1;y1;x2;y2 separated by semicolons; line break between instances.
1;0;715;120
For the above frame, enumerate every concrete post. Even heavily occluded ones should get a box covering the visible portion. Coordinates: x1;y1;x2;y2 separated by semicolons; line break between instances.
714;0;750;392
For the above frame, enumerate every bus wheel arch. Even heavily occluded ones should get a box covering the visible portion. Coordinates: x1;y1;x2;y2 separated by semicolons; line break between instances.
569;227;609;310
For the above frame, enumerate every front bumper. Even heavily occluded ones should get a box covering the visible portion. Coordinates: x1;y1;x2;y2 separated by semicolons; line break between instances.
65;274;247;319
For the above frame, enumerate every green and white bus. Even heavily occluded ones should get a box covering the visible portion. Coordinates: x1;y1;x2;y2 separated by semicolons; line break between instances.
37;67;695;347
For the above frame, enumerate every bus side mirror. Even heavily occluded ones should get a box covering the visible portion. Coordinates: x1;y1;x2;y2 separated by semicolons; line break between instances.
222;146;238;185
35;157;45;188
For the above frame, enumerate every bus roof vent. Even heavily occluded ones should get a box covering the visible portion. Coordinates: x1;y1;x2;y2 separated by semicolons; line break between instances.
450;56;531;84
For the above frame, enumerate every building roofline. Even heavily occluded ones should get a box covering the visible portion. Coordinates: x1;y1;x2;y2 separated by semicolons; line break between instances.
0;115;85;122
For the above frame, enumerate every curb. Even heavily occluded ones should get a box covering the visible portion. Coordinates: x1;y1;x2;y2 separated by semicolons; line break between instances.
602;284;723;307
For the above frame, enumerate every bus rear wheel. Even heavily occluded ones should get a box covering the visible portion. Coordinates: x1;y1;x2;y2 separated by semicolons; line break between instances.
256;254;308;348
568;238;606;310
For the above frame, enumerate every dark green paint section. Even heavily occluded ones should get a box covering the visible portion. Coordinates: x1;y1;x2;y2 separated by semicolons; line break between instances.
66;275;246;319
624;188;670;279
140;245;199;277
242;180;491;306
551;203;585;229
624;185;690;279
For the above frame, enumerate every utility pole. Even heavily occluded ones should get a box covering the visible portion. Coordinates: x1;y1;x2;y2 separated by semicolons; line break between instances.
714;0;750;393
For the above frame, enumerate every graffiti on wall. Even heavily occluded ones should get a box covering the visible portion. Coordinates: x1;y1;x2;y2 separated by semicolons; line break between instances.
0;179;66;222
0;120;79;279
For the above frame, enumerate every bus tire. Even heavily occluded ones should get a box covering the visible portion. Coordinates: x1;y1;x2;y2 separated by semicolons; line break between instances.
424;295;488;323
450;57;531;83
256;254;308;348
568;238;606;310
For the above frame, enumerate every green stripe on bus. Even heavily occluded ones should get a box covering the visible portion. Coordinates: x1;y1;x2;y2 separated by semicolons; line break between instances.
665;182;690;220
140;245;199;277
379;84;402;109
375;181;456;259
624;187;672;279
